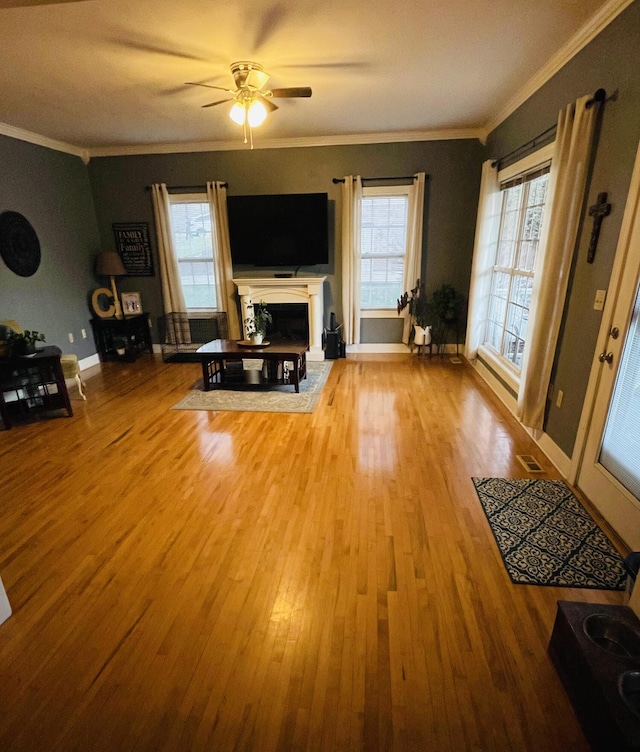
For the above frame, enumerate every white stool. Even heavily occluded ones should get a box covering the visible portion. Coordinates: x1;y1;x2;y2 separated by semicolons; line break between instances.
60;354;86;400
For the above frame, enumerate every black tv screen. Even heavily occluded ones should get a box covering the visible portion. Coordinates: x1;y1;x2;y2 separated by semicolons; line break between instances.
227;192;329;267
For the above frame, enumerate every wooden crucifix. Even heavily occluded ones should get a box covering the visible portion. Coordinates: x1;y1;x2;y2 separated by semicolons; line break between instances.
586;192;612;263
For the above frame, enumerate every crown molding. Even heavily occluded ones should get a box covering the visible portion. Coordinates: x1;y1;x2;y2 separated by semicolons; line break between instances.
484;0;635;136
86;128;486;159
0;121;88;162
2;0;629;160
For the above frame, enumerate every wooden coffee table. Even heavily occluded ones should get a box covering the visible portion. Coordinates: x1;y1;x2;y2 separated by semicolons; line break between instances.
197;339;308;393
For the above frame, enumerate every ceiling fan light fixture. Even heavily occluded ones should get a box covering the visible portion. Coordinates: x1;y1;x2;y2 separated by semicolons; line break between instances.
247;99;267;127
229;100;246;125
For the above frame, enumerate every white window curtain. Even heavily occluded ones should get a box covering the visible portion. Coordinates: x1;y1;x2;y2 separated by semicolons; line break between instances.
206;181;241;340
341;175;363;345
151;183;191;344
464;161;500;360
401;172;427;344
517;94;602;429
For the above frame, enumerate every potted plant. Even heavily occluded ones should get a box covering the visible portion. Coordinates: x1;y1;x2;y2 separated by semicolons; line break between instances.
6;329;45;355
112;335;128;356
397;280;432;346
431;283;462;354
244;301;272;344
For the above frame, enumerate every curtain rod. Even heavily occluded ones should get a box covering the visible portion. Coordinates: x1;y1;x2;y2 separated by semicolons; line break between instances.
491;88;607;170
144;183;228;192
332;174;427;184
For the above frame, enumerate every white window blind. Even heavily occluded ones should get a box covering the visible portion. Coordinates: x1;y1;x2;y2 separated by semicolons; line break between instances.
599;282;640;499
168;199;217;310
484;166;550;370
360;193;408;309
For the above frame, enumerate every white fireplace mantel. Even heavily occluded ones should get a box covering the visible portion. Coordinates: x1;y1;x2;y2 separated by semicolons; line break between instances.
233;277;326;361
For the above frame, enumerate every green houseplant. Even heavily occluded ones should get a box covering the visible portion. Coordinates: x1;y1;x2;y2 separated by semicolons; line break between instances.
112;335;128;356
430;284;462;354
397;280;432;346
244;301;273;344
6;329;46;355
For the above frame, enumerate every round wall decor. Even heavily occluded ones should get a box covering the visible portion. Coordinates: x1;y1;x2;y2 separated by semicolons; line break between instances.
0;211;42;277
91;287;117;318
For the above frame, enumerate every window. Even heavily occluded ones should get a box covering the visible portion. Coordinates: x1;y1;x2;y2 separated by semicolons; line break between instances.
360;187;409;310
168;196;217;310
484;164;550;371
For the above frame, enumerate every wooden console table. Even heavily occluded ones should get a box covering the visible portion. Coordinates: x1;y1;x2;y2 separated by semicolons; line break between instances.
197;340;308;393
0;345;73;429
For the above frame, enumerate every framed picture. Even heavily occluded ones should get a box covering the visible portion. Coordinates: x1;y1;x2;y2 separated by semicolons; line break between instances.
121;292;142;316
113;222;154;276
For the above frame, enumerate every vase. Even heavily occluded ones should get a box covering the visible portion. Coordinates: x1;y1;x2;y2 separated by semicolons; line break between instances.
11;341;36;355
250;332;264;345
414;326;432;346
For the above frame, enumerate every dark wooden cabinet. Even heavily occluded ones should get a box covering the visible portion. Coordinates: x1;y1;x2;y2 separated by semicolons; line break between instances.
90;314;153;362
0;345;73;428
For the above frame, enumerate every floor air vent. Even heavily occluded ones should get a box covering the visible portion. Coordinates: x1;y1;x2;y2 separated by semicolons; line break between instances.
517;454;544;473
450;356;462;364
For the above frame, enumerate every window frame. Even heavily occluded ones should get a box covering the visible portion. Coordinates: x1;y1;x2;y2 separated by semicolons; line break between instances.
359;184;413;319
167;192;217;315
478;143;554;392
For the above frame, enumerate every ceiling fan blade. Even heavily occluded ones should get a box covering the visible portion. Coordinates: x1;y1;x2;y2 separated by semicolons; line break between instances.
258;96;279;113
185;82;233;93
251;4;289;51
270;87;312;98
202;98;234;108
110;38;211;63
244;68;270;90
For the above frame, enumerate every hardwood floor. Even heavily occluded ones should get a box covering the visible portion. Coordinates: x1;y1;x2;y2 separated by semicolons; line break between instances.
0;353;626;751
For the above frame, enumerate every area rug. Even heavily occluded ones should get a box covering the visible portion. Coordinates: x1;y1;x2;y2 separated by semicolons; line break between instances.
472;477;626;590
171;360;333;414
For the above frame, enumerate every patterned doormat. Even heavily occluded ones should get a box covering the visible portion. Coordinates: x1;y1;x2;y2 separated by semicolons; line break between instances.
472;478;626;590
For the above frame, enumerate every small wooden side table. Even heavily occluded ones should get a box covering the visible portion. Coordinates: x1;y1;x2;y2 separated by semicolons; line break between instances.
0;345;73;429
90;313;153;362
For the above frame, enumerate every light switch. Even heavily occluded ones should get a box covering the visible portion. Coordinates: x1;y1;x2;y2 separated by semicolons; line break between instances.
594;289;607;311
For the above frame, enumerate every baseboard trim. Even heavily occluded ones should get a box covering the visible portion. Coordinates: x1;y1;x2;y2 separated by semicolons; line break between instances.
471;357;572;479
79;353;101;370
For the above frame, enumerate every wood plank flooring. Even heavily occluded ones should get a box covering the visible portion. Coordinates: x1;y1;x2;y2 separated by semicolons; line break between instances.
0;353;626;751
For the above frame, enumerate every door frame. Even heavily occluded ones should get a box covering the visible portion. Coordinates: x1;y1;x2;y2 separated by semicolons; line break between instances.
569;139;640;491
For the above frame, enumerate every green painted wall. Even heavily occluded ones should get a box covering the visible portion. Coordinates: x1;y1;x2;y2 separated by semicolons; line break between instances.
0;136;100;359
2;0;637;460
486;0;640;457
87;139;483;342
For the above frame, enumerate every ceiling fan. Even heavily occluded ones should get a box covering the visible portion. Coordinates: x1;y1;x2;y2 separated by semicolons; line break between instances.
186;61;312;147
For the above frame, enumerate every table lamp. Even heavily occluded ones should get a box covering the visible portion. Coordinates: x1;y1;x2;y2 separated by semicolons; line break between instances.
96;251;126;319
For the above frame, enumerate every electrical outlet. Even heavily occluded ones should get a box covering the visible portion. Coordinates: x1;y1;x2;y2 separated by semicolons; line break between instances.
594;289;607;311
81;328;87;339
556;389;564;408
68;332;74;343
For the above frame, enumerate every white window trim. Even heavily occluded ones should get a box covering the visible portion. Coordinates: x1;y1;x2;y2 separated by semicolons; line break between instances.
360;183;413;318
168;192;217;315
478;142;554;392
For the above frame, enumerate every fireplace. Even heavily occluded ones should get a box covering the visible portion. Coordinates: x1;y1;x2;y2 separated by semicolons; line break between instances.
267;303;309;341
233;277;326;360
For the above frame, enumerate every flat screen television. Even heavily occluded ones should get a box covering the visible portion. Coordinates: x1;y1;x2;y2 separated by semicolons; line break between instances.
227;192;329;267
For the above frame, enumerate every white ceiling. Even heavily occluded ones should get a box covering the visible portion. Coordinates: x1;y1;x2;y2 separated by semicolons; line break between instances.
0;0;627;157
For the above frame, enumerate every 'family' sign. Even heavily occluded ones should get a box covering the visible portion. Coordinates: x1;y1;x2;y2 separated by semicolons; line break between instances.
113;222;154;276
